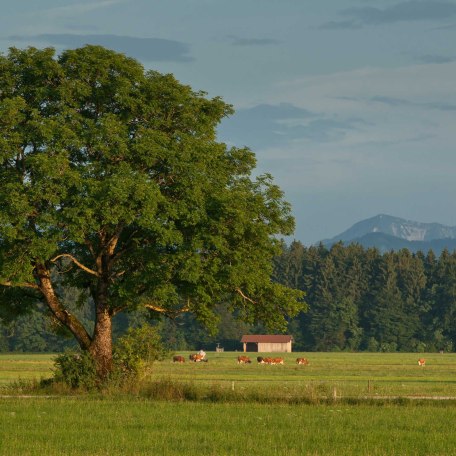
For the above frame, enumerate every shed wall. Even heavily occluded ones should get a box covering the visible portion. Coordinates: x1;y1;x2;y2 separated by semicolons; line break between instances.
257;342;292;353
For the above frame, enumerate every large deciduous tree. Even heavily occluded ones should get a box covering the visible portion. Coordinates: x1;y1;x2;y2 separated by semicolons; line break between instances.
0;46;304;378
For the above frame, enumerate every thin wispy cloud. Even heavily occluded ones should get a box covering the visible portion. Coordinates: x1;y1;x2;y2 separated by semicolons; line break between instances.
370;95;456;111
9;34;193;63
218;103;360;149
320;1;456;29
318;20;361;30
334;94;456;112
416;54;456;64
65;24;100;32
432;21;456;29
227;35;279;46
45;0;124;18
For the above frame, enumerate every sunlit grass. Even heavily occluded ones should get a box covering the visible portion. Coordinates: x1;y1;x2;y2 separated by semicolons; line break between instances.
0;354;54;386
2;353;456;454
2;351;456;398
1;398;456;455
148;351;456;398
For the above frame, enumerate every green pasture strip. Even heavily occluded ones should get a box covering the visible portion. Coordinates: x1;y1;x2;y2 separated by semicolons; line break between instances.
1;398;456;455
2;352;456;398
0;354;54;386
150;351;456;398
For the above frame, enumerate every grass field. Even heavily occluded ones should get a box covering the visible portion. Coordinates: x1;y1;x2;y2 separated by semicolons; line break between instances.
2;352;456;455
2;397;456;455
2;351;456;398
151;351;456;399
0;354;54;386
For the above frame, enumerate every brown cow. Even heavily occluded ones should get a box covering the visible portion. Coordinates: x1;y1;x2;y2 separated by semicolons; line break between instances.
257;356;264;363
272;357;284;365
418;358;426;366
189;354;204;362
237;356;252;364
189;354;208;362
173;355;185;363
296;357;309;365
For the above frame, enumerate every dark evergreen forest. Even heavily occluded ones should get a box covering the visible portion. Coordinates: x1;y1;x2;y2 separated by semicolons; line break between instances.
274;242;456;353
2;242;456;353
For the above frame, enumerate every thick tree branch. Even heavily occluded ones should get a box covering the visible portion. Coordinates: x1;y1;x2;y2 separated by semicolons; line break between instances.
51;254;99;277
111;229;138;261
84;239;96;259
0;280;39;290
35;264;93;349
235;287;257;304
143;301;191;318
111;305;128;316
105;224;124;257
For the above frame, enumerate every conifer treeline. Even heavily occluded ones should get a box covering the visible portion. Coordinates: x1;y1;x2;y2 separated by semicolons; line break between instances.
274;241;456;352
2;242;456;353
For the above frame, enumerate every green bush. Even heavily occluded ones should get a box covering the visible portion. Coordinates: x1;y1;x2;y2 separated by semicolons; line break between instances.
52;325;166;389
112;324;167;380
53;350;97;389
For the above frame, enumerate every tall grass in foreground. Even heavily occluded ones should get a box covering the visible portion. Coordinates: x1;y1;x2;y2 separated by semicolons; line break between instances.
1;398;456;455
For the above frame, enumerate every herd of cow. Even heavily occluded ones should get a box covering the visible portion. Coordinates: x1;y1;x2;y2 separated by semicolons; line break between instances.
172;354;310;365
239;356;309;365
172;354;208;363
173;354;428;366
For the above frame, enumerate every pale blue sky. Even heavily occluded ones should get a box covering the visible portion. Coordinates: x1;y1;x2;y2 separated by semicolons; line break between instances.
2;0;456;244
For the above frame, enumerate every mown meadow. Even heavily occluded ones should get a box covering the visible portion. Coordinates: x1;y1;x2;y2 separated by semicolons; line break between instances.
4;351;456;398
2;352;456;455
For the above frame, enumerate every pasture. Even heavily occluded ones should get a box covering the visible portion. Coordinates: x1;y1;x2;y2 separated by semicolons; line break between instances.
151;351;456;399
2;351;456;398
2;352;456;455
2;398;456;455
0;354;54;386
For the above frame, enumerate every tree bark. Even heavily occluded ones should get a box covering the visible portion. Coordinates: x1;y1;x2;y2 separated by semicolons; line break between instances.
37;263;113;380
89;307;113;380
90;267;113;380
36;264;92;350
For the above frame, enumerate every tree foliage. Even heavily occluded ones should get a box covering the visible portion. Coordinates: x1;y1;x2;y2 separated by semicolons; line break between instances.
0;45;304;376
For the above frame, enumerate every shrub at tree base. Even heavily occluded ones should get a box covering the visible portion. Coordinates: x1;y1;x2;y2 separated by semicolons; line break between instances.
53;350;98;390
112;325;167;380
53;325;166;389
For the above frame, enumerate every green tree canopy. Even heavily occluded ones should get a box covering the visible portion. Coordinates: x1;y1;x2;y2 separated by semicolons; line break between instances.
0;45;304;377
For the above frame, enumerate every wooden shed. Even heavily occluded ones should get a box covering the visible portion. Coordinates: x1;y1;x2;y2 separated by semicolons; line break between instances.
241;335;293;353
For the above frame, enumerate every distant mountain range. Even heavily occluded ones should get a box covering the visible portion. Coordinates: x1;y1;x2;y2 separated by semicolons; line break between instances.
321;214;456;254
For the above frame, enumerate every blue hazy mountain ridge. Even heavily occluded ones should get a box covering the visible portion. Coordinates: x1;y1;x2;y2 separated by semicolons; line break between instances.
321;214;456;254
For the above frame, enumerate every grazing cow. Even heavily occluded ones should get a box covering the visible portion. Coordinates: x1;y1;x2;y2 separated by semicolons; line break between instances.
257;356;283;365
237;355;252;364
189;353;209;363
173;355;185;363
418;358;426;366
296;357;309;365
189;354;204;362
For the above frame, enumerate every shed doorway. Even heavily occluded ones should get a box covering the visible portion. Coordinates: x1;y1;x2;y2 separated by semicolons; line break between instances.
245;342;258;352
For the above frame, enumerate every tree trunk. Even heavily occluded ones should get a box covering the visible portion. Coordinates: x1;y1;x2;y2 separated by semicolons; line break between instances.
90;269;113;380
37;263;114;381
89;308;113;380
